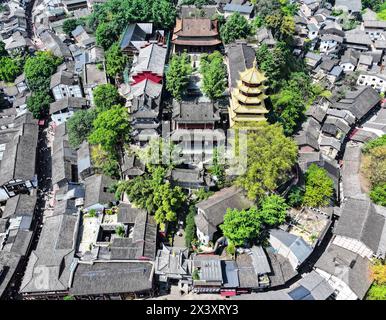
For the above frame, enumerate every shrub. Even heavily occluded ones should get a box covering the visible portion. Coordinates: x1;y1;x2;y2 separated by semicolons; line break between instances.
370;183;386;207
115;225;125;237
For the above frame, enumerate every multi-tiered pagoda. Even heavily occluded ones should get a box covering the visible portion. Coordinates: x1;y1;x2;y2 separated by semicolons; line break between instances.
228;61;269;128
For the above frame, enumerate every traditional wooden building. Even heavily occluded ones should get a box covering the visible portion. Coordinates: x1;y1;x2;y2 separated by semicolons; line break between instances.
172;18;221;53
228;61;269;128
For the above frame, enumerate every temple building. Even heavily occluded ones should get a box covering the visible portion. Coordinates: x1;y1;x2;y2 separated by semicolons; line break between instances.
172;18;221;53
228;61;269;128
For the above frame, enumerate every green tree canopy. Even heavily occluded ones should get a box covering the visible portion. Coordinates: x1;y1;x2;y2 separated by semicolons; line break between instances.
361;145;386;188
67;109;97;148
255;42;294;91
63;19;84;35
91;0;177;48
253;0;282;19
105;42;128;78
26;91;53;118
261;0;296;40
259;194;288;226
220;207;261;247
366;284;386;300
151;0;178;28
119;166;187;224
362;0;384;11
193;188;214;203
363;134;386;153
166;53;192;101
88;105;130;152
185;205;197;247
235;122;298;200
0;40;7;57
303;164;334;208
376;3;386;20
90;144;121;178
210;147;225;188
287;186;304;208
96;21;119;50
24;51;62;92
220;13;251;44
92;83;122;111
200;51;227;100
153;181;186;224
0;56;23;83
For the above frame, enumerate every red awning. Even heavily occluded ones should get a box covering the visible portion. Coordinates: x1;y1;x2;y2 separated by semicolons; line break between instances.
221;290;236;297
38;120;45;126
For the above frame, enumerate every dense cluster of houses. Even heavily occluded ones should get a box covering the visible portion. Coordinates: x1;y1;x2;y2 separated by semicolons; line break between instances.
1;0;386;300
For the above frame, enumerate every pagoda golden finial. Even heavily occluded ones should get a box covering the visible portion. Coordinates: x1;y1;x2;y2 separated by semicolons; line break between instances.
253;59;257;69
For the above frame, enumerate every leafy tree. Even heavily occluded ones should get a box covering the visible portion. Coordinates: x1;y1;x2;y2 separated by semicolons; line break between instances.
235;122;298;200
90;144;121;178
367;259;386;300
0;56;23;82
101;156;121;178
303;164;334;208
271;71;329;135
26;91;53;118
151;0;177;28
89;0;177;45
105;42;128;78
271;85;305;135
363;135;386;153
153;181;186;224
123;175;155;212
377;3;386;20
371;259;386;285
24;51;62;92
185;205;197;247
88;105;130;153
220;13;251;44
166;53;192;101
366;284;386;300
121;166;186;224
211;147;225;188
253;0;281;19
0;40;6;57
362;0;384;11
361;145;386;187
193;188;214;203
259;194;288;226
181;0;215;6
255;43;291;91
370;183;386;207
287;186;304;208
92;83;122;111
63;19;83;35
96;22;119;50
250;15;264;33
67;109;97;148
200;51;227;100
220;207;262;247
262;0;296;40
226;243;236;256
